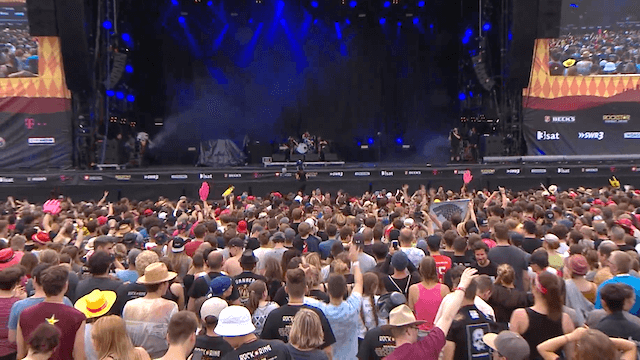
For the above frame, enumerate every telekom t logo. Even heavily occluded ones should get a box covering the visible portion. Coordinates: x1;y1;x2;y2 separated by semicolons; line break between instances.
25;118;35;129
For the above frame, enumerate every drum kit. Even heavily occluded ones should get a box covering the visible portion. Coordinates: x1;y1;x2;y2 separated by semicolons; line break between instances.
284;132;328;155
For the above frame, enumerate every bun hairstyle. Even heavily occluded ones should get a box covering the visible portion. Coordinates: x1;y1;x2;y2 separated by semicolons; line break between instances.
495;264;515;286
534;272;563;322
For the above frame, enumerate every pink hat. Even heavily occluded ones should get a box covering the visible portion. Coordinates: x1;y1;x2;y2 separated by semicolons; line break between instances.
32;232;51;244
567;255;589;276
97;216;108;226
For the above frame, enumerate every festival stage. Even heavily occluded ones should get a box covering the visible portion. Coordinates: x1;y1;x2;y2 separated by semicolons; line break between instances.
1;161;640;202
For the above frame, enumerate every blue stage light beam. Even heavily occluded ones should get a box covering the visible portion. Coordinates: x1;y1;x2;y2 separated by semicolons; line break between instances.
396;137;403;144
126;94;135;102
368;138;374;145
350;0;357;7
311;1;318;7
379;17;386;25
178;16;185;24
458;92;466;101
102;20;112;29
418;0;425;6
413;17;419;24
171;0;178;5
213;23;229;50
106;90;115;97
121;33;130;42
483;23;491;31
335;22;342;39
383;1;390;8
116;91;125;100
125;65;133;73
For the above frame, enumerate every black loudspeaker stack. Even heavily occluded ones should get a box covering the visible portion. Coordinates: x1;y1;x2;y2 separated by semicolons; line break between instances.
509;0;562;89
26;0;91;94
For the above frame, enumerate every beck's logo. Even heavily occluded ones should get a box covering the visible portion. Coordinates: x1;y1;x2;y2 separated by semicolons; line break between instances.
537;131;560;140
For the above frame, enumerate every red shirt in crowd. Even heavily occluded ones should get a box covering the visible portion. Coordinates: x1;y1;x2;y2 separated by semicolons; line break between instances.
432;254;452;283
0;296;20;356
19;302;85;360
384;326;446;360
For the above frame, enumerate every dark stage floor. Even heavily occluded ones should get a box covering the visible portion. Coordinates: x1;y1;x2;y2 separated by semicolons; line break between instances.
1;161;640;201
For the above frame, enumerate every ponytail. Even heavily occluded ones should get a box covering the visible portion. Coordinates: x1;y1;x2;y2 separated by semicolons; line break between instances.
536;272;563;322
247;280;267;315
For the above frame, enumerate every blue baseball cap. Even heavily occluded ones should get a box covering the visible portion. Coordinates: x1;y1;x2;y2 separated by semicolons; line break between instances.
210;275;232;297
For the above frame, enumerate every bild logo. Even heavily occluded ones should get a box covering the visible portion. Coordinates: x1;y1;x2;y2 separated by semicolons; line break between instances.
578;132;604;140
536;131;560;141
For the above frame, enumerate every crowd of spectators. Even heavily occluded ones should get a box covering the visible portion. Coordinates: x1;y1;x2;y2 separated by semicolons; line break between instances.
0;28;38;78
0;183;637;359
548;30;640;76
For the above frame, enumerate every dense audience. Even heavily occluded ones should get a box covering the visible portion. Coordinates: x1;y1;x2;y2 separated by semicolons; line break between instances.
548;30;640;76
0;183;638;360
0;28;38;78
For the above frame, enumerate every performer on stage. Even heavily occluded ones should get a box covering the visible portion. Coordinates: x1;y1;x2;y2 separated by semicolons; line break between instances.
449;127;461;162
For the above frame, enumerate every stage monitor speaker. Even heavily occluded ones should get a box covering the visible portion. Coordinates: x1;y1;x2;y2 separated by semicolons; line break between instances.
247;142;271;164
27;0;58;36
324;153;339;161
306;153;320;162
485;136;503;157
272;154;286;162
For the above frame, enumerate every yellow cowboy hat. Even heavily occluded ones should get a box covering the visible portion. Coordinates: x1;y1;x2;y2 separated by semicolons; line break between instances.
74;289;117;318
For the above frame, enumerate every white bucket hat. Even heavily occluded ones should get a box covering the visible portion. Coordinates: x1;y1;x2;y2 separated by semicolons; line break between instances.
214;306;256;337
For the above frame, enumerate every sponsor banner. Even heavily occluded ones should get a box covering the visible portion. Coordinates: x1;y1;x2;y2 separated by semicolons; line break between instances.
577;132;604;140
582;168;598;173
505;168;521;175
224;173;242;178
557;167;571;174
199;173;213;180
604;115;630;124
545;115;575;123
624;132;640;139
524;104;640;156
171;174;188;180
83;175;103;181
536;131;560;140
480;169;495;175
380;171;394;177
430;199;470;223
531;168;547;174
143;174;159;180
329;171;344;177
0;177;14;183
27;176;47;182
354;171;371;177
404;170;422;176
115;175;131;181
27;137;55;145
275;172;293;178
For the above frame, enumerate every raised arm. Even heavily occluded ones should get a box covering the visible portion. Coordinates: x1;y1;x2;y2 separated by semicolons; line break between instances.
434;267;478;335
349;245;363;295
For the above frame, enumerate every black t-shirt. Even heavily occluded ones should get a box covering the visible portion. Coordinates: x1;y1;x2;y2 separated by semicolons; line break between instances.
273;286;289;306
522;237;542;254
382;272;421;297
317;231;329;242
594;311;640;342
357;326;396;360
293;235;321;254
451;254;472;268
75;276;123;300
472;261;498;278
260;304;336;349
192;334;234;360
446;305;494;360
233;271;266;305
245;237;260;251
222;339;291;360
189;272;240;301
309;289;330;303
488;245;529;291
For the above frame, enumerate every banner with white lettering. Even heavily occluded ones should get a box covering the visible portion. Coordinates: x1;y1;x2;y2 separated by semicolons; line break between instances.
429;199;470;224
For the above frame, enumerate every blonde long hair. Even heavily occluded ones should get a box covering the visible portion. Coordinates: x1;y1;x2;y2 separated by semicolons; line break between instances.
289;309;324;350
91;316;145;360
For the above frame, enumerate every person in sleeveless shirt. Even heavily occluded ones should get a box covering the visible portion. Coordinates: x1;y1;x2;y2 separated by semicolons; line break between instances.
509;272;574;360
408;257;449;332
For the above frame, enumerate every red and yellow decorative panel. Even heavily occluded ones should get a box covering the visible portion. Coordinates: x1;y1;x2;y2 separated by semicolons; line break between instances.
0;37;71;99
524;39;640;99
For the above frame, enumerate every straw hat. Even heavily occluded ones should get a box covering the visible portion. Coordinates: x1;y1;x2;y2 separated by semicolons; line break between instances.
387;304;426;328
136;262;177;284
74;289;117;318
